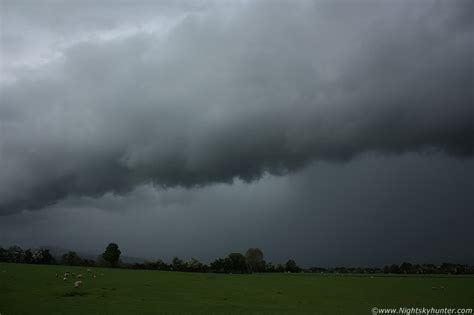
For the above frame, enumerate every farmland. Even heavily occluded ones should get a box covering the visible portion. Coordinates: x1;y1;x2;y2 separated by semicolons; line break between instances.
1;262;473;314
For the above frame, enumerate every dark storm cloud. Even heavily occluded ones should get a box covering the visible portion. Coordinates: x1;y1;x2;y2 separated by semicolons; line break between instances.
0;1;473;214
1;154;473;266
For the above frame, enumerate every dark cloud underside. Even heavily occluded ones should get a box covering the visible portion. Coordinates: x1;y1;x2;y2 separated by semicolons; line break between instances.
0;1;473;214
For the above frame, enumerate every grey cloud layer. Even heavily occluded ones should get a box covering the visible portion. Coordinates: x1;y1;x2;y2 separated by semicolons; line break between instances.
2;154;473;266
1;1;473;214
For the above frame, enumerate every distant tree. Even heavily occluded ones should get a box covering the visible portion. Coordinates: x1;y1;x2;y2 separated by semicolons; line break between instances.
275;264;285;273
335;267;348;273
412;264;422;274
210;258;226;272
24;249;33;264
172;257;185;271
31;249;42;263
154;259;168;270
227;253;247;273
265;262;275;272
389;264;401;274
38;249;55;264
61;251;82;266
102;243;121;266
454;264;467;275
222;257;233;271
285;259;300;273
8;246;24;263
245;248;264;273
422;264;437;274
0;247;8;262
440;263;456;274
400;262;412;274
186;258;205;272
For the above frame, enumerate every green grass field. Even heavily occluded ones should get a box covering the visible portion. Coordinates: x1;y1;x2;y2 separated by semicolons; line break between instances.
1;262;473;314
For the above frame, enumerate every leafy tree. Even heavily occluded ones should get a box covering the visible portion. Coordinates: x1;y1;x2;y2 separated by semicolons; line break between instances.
222;257;233;271
8;246;25;263
335;267;347;273
454;264;467;275
0;247;8;262
265;262;275;272
227;253;247;273
275;263;285;273
186;258;205;272
61;251;82;266
24;249;33;263
210;258;226;272
412;264;422;274
422;264;437;274
102;243;121;266
400;262;412;274
172;257;185;271
285;259;300;273
154;259;168;270
245;248;264;273
440;263;456;274
310;267;327;273
389;264;401;274
38;249;55;264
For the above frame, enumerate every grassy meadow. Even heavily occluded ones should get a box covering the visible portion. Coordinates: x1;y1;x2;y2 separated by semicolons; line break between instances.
0;262;473;314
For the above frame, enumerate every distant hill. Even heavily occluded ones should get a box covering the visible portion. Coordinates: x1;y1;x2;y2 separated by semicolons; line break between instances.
40;245;146;264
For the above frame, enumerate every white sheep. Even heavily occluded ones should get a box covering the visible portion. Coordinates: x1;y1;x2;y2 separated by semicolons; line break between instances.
74;280;82;288
77;274;82;279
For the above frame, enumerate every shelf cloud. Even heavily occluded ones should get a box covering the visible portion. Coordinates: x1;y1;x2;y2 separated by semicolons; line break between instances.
1;1;473;214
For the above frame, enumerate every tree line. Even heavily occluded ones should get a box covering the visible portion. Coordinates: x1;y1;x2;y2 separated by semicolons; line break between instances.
0;244;120;267
132;249;301;274
1;244;473;275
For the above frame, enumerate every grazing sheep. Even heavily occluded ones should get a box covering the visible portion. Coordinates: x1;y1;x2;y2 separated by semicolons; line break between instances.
87;269;91;272
74;280;82;288
63;277;67;281
77;274;82;279
63;272;70;278
93;275;97;278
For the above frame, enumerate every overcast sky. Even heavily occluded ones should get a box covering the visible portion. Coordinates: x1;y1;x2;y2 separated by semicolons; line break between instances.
0;0;473;267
